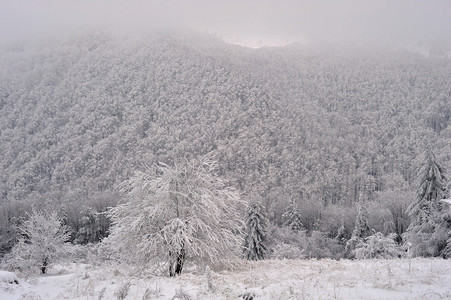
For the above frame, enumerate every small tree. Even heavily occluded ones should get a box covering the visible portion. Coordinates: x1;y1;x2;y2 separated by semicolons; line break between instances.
243;202;268;260
352;200;371;239
6;209;71;274
107;156;244;276
335;220;347;243
346;200;371;254
282;198;303;233
403;149;449;256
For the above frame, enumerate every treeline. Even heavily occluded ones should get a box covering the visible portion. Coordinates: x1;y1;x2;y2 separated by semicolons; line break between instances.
0;31;450;256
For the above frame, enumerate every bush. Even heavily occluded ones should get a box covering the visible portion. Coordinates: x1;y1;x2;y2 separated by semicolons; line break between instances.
270;243;305;260
114;281;130;300
266;225;346;259
352;232;405;259
303;231;345;259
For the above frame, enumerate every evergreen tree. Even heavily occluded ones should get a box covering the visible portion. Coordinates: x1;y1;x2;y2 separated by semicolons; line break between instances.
352;200;371;239
403;149;449;257
243;202;268;260
346;200;371;253
282;198;304;233
335;220;347;243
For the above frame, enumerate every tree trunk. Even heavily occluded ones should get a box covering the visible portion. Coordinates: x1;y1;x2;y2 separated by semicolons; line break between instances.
169;248;186;277
41;258;48;274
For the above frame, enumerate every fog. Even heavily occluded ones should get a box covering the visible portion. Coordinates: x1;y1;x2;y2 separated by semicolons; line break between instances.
0;0;450;46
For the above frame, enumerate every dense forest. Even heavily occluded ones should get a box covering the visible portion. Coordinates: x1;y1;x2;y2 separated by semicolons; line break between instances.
1;31;450;258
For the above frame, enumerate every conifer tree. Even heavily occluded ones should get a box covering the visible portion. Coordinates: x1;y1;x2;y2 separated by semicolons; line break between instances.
403;149;449;256
346;200;371;253
243;202;268;260
352;200;371;239
282;198;304;233
335;220;347;243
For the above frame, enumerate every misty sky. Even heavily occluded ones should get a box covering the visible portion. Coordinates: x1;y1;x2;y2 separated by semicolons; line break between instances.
0;0;450;46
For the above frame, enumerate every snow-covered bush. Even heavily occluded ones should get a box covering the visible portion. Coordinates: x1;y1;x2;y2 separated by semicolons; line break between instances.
265;224;303;259
69;243;115;266
302;230;345;259
205;265;215;292
373;188;412;240
266;224;345;259
107;156;244;276
352;232;405;259
320;205;355;242
0;271;19;284
3;209;72;274
171;287;192;300
98;286;107;300
143;283;162;299
114;281;130;300
270;243;305;260
266;224;303;254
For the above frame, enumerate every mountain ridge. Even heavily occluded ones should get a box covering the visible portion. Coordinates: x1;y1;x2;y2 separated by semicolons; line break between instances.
0;30;450;217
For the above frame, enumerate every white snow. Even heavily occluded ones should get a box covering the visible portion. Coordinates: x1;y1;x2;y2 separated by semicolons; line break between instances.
0;271;19;284
1;258;451;299
440;199;451;216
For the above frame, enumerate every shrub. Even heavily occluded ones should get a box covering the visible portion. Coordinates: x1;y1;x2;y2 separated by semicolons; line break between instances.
353;232;405;259
270;243;304;260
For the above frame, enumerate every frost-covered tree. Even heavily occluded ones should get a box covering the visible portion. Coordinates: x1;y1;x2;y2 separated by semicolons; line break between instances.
403;149;449;257
346;200;371;253
243;202;267;260
107;156;244;276
353;232;405;259
5;210;71;274
352;201;371;239
282;198;304;233
335;221;347;243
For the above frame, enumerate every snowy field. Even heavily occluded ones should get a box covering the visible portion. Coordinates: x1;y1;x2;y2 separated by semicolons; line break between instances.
1;258;451;299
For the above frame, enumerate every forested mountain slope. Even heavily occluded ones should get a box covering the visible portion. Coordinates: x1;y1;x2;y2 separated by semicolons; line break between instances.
0;31;450;240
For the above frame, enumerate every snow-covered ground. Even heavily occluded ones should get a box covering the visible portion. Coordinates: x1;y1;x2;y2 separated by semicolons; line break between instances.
1;258;450;299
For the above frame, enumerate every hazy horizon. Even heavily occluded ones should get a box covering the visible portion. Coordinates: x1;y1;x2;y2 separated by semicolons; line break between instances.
1;0;450;47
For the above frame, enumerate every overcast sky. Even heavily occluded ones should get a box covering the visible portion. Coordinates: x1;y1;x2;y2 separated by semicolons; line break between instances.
0;0;450;46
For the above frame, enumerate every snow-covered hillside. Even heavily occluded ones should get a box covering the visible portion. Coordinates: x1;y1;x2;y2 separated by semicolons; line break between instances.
1;258;450;299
